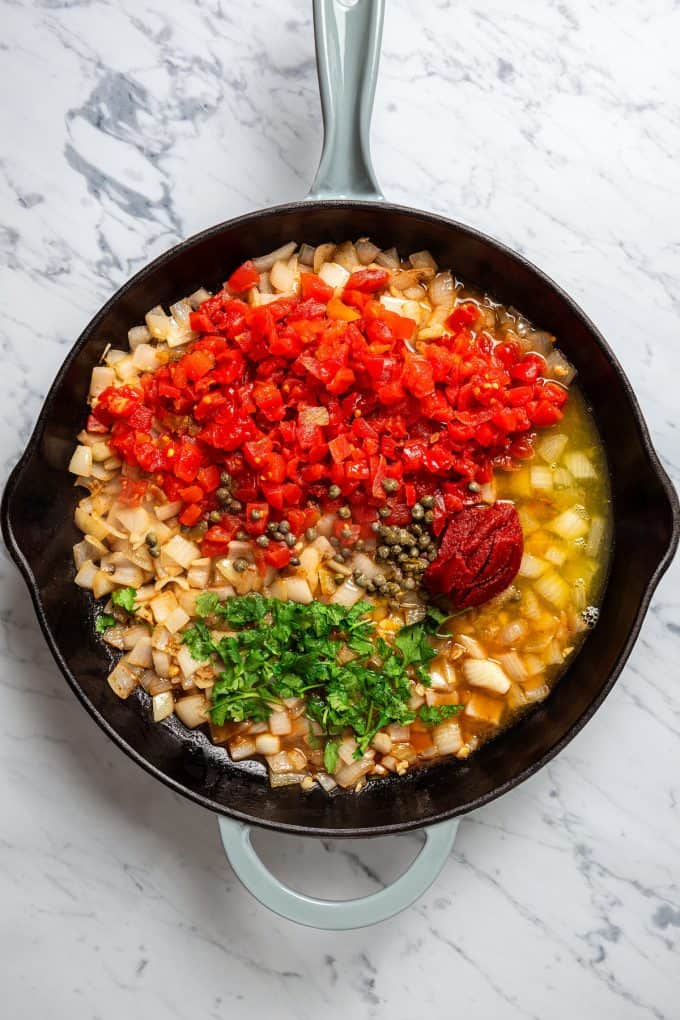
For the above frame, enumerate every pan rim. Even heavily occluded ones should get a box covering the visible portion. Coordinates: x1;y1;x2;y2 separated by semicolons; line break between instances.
3;198;678;837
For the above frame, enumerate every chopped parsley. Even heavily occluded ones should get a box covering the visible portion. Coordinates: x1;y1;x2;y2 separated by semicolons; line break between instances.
95;613;116;633
323;740;339;773
418;703;463;725
181;594;445;756
111;587;137;612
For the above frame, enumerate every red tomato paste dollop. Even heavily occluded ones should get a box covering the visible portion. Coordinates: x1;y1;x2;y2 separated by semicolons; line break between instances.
424;503;524;607
91;263;567;562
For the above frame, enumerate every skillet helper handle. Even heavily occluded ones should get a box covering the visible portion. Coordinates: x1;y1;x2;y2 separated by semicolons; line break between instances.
309;0;385;201
217;816;459;930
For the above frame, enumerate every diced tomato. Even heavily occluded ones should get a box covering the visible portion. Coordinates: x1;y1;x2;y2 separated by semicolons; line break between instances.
300;273;333;303
227;260;260;293
345;268;389;293
528;399;563;427
178;484;204;503
244;501;270;536
446;302;479;332
510;353;546;384
179;503;203;526
264;543;292;568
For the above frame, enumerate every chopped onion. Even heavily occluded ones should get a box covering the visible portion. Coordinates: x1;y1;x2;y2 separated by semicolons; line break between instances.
335;757;373;789
128;325;151;350
74;559;98;590
270;772;307;788
188;287;211;309
536;432;568;464
518;553;548;579
92;570;117;598
586;516;606;559
170;299;193;329
175;694;209;729
145;306;170;340
355;237;380;265
155;500;183;522
564;451;596;480
428;271;456;306
270;258;297;293
409;250;437;270
152;691;174;722
433;719;463;755
530;465;554;492
90;365;116;398
252;242;297;273
132;343;161;372
164;534;201;569
534;571;570;610
313;243;336;274
523;330;554;357
333;241;359;271
498;651;528;683
548;507;589;540
545;350;576;385
255;733;281;756
128;635;153;668
375;247;399;269
462;658;511;695
269;711;293;736
330;578;364;607
319;261;350;290
107;659;139;699
69;445;93;477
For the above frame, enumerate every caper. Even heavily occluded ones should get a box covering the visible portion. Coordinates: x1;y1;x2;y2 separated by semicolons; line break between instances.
328;484;341;499
468;481;481;493
256;535;269;547
370;521;381;533
377;546;390;559
267;521;278;534
233;558;249;573
236;530;249;541
420;495;435;509
272;531;284;542
216;487;231;505
229;499;243;513
289;556;301;567
378;506;392;518
418;533;431;548
409;546;419;557
424;510;434;523
304;527;318;542
145;533;158;548
338;506;351;519
219;471;232;486
354;573;368;588
355;539;365;551
381;477;399;493
426;547;438;561
334;574;345;585
330;536;341;547
208;510;222;524
411;524;423;537
398;552;409;563
278;520;290;534
250;508;263;521
341;547;352;560
391;545;402;556
149;546;160;559
285;533;297;547
411;503;425;521
365;580;376;593
403;577;417;590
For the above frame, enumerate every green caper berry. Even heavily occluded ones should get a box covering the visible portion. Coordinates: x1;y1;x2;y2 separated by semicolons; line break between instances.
285;533;297;547
216;487;231;505
250;508;263;521
208;510;222;524
381;477;399;493
229;499;243;513
365;581;376;593
272;531;284;542
338;506;351;519
328;484;341;499
278;520;290;534
289;556;301;567
341;526;353;540
219;472;232;486
256;535;269;547
424;510;434;523
149;546;160;558
233;558;249;573
418;533;431;548
145;533;158;548
334;574;345;585
391;545;402;556
341;547;352;560
355;539;365;551
354;574;368;588
427;547;438;561
468;481;481;493
411;524;423;537
330;536;341;547
378;506;392;518
370;521;381;533
403;577;417;590
409;546;419;557
411;503;425;521
236;530;249;541
398;552;409;563
420;495;435;509
305;527;318;542
377;546;390;559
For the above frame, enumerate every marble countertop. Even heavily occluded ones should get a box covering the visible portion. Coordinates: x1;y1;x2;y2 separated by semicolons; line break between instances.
1;1;679;1017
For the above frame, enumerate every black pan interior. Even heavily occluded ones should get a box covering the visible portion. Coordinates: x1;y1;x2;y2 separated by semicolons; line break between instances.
3;201;677;836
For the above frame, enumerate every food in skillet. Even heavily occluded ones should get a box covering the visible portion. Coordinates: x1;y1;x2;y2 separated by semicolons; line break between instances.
70;239;611;792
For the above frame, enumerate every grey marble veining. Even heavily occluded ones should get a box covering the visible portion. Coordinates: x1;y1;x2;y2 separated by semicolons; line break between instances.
1;1;679;1017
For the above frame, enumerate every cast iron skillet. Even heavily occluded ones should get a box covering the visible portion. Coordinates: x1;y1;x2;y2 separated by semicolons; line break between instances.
3;0;678;928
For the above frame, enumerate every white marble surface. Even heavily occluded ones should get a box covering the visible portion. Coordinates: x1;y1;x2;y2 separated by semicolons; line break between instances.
1;1;679;1017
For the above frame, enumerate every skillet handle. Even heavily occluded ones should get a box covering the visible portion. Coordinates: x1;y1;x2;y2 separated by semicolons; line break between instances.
217;816;459;930
308;0;385;201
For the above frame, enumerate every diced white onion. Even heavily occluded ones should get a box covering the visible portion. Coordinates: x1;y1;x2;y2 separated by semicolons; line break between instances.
462;658;511;695
69;445;93;477
319;261;350;290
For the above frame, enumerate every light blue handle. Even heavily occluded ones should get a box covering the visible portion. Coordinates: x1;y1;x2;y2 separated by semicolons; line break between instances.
218;816;460;930
309;0;385;200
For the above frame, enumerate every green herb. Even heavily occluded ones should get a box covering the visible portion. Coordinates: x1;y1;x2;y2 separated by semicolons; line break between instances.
418;703;464;725
111;587;137;612
323;740;339;773
95;613;116;633
181;594;446;756
195;592;221;618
